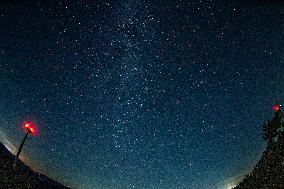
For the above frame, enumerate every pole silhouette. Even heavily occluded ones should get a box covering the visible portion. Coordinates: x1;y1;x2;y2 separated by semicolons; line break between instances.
13;123;36;170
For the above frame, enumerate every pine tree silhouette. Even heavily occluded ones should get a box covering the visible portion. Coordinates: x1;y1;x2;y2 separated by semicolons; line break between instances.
233;106;284;189
262;111;282;146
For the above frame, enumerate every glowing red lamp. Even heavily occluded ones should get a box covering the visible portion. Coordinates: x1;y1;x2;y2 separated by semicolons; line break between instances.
273;104;280;112
23;122;37;136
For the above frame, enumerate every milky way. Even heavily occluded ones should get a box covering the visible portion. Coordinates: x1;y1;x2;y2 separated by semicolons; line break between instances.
0;1;283;189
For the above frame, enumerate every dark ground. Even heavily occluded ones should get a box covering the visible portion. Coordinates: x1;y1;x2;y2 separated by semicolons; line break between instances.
0;142;69;189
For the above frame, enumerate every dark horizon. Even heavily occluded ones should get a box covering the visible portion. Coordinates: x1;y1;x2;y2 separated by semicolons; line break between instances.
0;140;70;189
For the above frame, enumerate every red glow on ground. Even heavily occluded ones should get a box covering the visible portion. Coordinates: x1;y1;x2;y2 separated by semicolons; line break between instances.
273;104;280;112
23;121;38;136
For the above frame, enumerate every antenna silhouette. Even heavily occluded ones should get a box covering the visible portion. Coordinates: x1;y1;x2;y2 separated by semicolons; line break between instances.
13;122;37;170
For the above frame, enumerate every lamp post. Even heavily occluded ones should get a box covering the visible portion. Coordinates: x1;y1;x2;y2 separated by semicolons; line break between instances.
13;122;37;170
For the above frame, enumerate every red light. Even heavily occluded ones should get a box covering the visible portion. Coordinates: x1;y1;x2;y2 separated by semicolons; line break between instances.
273;105;280;112
23;122;38;136
30;127;35;133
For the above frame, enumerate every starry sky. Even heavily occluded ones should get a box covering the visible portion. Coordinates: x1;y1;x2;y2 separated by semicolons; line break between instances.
0;1;283;189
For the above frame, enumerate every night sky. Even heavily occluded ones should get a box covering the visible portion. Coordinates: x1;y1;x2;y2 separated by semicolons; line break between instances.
0;1;283;189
